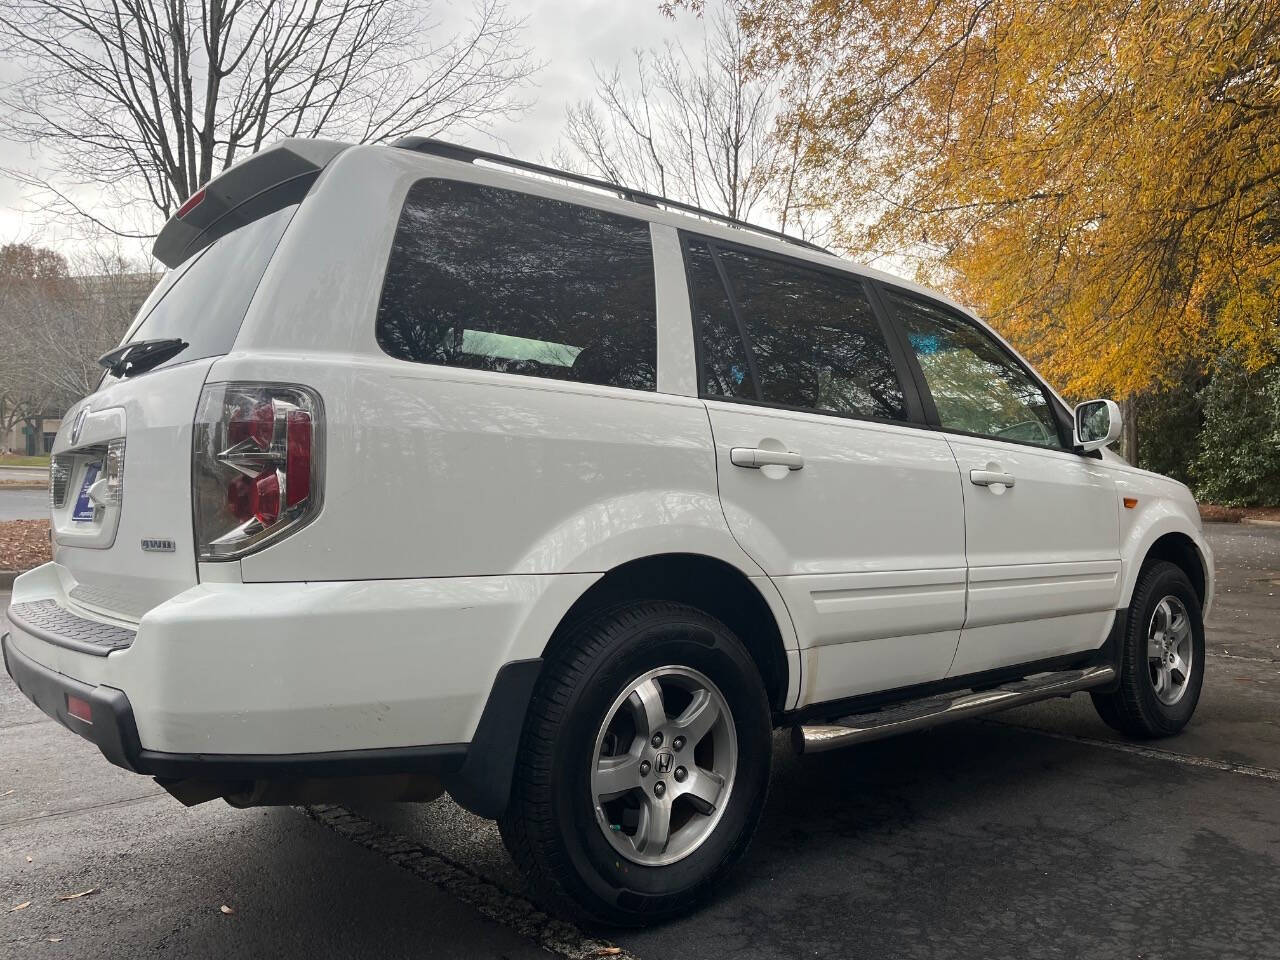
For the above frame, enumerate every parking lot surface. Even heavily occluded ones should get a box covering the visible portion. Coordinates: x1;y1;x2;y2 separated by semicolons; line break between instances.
3;522;1278;958
0;489;48;522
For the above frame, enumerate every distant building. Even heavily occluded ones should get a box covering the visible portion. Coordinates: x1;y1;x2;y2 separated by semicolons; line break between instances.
2;410;64;457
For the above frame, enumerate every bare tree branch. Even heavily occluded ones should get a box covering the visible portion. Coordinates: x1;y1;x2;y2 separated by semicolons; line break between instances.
0;0;538;237
561;6;827;243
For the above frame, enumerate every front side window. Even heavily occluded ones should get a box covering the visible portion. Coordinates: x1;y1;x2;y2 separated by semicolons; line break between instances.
683;237;908;421
886;289;1065;449
377;179;657;391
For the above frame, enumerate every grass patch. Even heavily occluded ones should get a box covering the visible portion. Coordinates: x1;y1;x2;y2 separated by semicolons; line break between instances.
0;454;50;467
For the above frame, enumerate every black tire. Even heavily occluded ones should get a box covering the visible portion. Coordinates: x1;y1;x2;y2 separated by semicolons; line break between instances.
499;601;772;926
1091;560;1205;738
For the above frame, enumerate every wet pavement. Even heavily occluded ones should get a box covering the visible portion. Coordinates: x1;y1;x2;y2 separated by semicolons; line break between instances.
0;489;48;522
3;523;1278;958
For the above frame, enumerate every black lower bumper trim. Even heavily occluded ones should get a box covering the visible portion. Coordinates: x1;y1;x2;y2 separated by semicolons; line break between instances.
2;631;466;781
2;630;141;771
135;743;466;780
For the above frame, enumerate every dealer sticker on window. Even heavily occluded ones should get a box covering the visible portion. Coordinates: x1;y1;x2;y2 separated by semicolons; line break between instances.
71;463;101;522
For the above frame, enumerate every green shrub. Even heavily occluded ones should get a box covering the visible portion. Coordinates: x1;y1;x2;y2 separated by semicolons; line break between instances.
1190;356;1280;507
1135;371;1206;486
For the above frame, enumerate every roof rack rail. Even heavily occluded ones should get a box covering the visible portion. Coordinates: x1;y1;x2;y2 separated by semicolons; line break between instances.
391;136;832;255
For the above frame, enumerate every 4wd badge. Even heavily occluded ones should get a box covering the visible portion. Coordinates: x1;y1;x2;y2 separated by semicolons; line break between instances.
141;539;176;553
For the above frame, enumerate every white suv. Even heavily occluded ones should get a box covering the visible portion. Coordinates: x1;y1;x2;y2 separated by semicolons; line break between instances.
4;138;1212;925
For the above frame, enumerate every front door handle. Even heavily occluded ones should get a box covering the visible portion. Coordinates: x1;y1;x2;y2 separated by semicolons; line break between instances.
970;469;1015;487
731;447;805;470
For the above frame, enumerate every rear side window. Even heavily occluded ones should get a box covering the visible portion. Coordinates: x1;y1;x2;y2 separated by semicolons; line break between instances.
683;236;908;421
109;204;297;380
376;179;657;392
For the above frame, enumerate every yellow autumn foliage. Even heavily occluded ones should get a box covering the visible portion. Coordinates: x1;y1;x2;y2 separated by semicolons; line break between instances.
727;0;1280;398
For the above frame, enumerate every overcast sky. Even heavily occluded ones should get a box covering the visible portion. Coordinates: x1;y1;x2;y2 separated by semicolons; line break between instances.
0;1;710;259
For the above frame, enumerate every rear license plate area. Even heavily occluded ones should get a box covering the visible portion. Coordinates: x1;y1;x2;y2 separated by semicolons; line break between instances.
71;462;102;522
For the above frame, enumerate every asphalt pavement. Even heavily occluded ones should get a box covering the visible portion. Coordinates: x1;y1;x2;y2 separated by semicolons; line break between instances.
0;489;49;522
3;522;1278;958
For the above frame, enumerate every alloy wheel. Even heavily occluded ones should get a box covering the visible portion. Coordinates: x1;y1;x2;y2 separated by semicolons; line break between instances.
1147;595;1194;706
590;665;738;867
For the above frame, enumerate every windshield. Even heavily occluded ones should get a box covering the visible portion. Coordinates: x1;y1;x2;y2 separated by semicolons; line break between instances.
105;204;297;382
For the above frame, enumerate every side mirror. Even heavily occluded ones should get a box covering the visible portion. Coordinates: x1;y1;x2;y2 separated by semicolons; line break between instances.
1073;399;1123;452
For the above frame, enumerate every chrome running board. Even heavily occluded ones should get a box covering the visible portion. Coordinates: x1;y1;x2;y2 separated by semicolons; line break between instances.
792;665;1116;754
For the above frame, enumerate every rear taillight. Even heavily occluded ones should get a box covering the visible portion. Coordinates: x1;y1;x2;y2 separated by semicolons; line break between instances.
50;455;71;508
192;382;323;560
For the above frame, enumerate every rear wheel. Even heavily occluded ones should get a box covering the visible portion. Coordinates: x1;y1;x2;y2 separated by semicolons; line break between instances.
1091;560;1205;738
499;601;772;925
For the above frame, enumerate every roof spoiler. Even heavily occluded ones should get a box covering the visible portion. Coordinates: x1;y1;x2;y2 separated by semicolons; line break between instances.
152;139;349;268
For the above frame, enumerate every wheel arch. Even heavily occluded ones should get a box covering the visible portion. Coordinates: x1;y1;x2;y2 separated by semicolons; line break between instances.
541;553;796;715
1141;532;1208;609
443;552;796;821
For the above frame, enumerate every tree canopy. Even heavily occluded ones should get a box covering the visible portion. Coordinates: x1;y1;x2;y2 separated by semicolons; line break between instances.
710;0;1280;398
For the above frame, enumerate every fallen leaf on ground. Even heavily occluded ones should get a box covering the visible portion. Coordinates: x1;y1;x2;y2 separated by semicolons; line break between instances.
0;519;52;571
57;888;98;902
0;789;14;797
9;901;31;911
47;937;63;942
219;905;235;915
592;950;623;957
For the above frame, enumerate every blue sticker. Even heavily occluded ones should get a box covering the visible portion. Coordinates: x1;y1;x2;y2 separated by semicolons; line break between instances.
909;332;941;355
730;364;746;385
71;463;100;522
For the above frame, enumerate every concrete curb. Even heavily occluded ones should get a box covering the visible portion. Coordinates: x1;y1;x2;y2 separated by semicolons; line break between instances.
0;570;24;589
1241;518;1280;528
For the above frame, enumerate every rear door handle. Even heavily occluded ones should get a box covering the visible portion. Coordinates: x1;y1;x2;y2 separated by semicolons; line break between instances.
731;447;804;470
970;469;1015;487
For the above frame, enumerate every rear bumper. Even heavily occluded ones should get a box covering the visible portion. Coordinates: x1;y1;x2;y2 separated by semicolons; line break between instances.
2;628;531;784
3;562;586;816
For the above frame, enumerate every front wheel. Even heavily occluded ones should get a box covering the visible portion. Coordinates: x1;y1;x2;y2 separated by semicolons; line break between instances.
499;602;772;926
1091;560;1205;738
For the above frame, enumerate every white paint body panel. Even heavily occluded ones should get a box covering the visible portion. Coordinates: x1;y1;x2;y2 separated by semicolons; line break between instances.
7;562;597;753
49;361;213;621
6;141;1213;760
705;401;968;700
944;435;1123;673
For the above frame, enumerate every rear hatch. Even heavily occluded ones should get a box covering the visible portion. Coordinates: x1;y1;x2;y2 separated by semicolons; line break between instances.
49;140;345;623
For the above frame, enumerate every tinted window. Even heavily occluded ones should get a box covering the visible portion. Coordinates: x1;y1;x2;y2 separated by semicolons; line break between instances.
684;239;756;399
887;289;1065;449
377;179;657;391
108;203;297;380
689;240;907;421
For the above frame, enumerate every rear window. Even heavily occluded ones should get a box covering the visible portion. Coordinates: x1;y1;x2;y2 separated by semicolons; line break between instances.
375;179;658;392
108;204;297;379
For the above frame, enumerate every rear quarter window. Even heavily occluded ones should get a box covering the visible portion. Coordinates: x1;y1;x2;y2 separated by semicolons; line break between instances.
375;179;658;392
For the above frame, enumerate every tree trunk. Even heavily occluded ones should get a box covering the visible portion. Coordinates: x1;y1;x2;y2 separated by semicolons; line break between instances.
1122;396;1139;464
